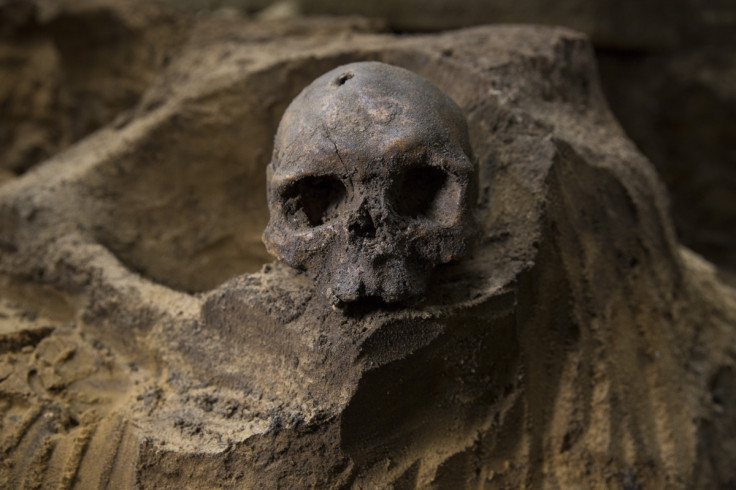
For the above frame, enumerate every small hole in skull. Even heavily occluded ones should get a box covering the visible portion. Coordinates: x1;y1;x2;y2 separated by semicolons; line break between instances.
334;72;354;86
394;166;448;219
283;176;346;227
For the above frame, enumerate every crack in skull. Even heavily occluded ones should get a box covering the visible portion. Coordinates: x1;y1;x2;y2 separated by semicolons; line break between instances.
263;61;478;309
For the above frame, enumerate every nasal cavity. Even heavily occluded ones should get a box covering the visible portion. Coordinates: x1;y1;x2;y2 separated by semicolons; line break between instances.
348;208;376;238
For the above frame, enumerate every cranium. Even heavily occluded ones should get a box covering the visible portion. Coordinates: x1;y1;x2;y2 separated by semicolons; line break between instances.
263;61;477;308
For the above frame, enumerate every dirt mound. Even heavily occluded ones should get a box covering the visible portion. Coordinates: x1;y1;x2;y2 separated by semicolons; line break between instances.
0;11;734;489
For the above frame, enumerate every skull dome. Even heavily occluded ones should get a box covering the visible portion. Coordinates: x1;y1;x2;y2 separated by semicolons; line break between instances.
263;61;477;308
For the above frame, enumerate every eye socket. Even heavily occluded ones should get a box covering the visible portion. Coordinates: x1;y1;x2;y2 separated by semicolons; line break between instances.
394;166;446;218
281;176;346;227
393;165;453;221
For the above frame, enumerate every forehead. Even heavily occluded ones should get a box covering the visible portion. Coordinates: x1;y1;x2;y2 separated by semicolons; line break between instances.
274;115;468;180
272;63;471;175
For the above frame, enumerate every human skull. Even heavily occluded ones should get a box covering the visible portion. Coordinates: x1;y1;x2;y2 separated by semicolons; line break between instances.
263;62;477;308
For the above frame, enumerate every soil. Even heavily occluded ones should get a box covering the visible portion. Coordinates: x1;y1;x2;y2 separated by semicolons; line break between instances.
0;3;735;488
